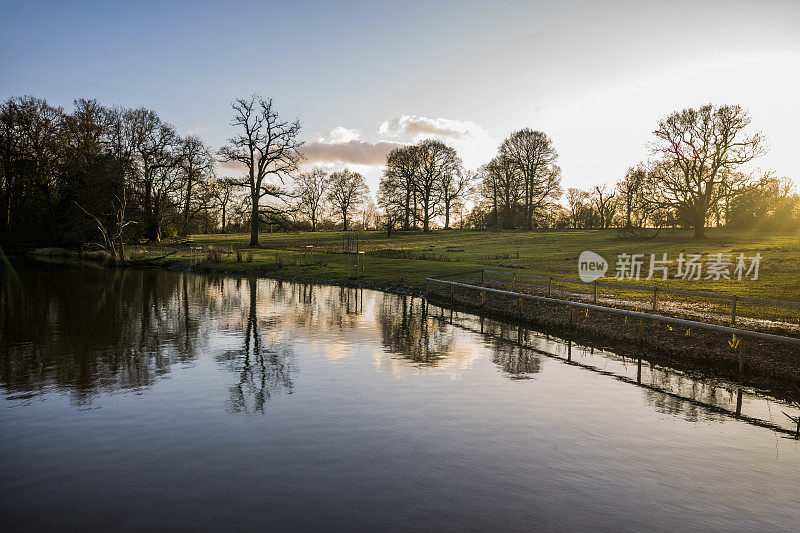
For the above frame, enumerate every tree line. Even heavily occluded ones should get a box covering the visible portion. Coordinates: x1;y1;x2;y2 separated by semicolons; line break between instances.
0;96;233;255
465;104;799;237
2;94;798;254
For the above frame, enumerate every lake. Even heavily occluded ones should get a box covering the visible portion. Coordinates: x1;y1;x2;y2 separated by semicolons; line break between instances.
2;259;799;531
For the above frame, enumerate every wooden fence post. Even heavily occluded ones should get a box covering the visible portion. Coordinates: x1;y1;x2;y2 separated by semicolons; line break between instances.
569;306;573;329
638;316;644;346
518;294;523;318
481;290;485;308
735;388;743;417
481;269;485;285
652;287;659;314
511;272;516;291
738;341;745;374
450;283;454;305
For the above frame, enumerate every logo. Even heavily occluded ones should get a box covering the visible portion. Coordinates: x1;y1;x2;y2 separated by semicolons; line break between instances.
578;251;608;282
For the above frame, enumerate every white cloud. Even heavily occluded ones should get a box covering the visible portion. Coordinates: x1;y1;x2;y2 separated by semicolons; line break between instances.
377;115;499;169
186;126;208;136
378;115;487;140
327;126;361;143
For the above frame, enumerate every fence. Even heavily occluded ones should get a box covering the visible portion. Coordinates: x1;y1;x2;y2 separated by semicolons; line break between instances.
426;275;799;346
468;269;800;330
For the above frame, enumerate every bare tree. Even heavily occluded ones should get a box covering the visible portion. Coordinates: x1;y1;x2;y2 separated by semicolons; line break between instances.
500;128;560;230
649;104;765;238
210;177;237;232
178;135;215;234
415;139;460;231
219;95;302;246
482;155;522;229
617;165;646;228
566;188;590;229
381;145;421;230
593;184;616;229
327;169;368;231
439;160;469;229
75;189;135;262
294;167;327;231
127;108;179;242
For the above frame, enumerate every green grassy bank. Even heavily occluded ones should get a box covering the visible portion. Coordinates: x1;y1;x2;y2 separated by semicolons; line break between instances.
123;228;800;305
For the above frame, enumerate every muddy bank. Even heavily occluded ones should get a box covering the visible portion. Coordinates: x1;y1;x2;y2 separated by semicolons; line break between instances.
426;282;800;395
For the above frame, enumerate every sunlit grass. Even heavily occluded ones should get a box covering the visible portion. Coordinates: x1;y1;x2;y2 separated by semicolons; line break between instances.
128;228;799;312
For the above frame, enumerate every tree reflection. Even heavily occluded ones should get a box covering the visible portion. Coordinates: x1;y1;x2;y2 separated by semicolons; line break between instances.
1;260;208;404
214;277;296;413
640;369;728;422
477;320;544;379
377;296;454;366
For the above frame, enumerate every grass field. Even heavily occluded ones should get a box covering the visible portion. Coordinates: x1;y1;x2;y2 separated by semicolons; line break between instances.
135;228;800;308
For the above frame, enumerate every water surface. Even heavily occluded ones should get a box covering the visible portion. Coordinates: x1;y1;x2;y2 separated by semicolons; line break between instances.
2;259;799;531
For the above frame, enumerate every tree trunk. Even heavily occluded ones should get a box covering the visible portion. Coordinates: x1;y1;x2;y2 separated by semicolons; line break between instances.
249;192;259;246
625;197;632;228
412;190;418;230
692;204;707;238
148;198;161;243
693;216;706;239
183;179;193;231
404;188;410;230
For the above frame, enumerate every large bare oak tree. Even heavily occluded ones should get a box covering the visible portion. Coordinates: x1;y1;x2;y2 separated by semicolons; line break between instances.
219;95;302;246
649;104;764;238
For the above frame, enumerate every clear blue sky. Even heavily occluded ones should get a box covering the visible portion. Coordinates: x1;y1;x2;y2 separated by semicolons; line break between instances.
3;0;799;194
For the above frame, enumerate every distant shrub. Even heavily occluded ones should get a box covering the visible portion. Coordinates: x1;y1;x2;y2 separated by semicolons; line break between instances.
371;249;456;262
29;247;70;257
480;252;510;260
205;249;222;263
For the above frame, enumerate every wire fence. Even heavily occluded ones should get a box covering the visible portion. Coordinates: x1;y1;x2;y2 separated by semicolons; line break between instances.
426;276;800;346
464;269;800;333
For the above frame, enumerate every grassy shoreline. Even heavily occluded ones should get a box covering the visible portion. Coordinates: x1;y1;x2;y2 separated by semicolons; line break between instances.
29;227;800;299
162;228;800;299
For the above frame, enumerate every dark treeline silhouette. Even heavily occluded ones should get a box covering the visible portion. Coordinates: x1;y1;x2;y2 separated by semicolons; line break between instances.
0;96;242;252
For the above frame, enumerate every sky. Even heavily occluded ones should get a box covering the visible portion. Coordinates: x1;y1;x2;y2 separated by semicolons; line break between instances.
2;0;799;198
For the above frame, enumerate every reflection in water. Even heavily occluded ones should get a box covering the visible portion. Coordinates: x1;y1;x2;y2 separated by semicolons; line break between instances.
441;308;800;435
480;321;544;379
377;296;454;366
214;278;296;413
2;259;799;434
1;261;207;404
3;259;800;532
